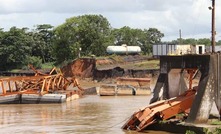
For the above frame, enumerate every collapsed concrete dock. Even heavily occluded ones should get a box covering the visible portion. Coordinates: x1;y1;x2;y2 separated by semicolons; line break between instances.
122;54;221;133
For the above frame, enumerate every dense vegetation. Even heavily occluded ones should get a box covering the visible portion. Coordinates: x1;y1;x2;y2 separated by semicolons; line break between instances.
0;14;220;71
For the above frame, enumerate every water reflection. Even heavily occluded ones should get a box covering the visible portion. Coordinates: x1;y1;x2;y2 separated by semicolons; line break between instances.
0;95;169;134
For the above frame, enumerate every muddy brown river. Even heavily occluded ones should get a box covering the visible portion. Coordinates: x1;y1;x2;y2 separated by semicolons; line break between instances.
0;95;172;134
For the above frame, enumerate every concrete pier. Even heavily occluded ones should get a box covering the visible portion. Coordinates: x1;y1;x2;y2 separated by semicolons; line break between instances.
150;54;221;123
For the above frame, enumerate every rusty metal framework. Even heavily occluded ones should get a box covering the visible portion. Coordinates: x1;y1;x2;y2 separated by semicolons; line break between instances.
0;65;83;96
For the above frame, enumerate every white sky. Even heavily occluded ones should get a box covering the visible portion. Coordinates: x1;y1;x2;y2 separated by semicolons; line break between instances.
0;0;220;41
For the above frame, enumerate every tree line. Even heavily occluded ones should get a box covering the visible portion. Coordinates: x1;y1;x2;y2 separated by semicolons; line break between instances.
0;14;219;71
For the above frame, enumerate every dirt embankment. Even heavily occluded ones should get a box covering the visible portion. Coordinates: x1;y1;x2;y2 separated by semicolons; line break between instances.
61;58;96;78
61;56;159;82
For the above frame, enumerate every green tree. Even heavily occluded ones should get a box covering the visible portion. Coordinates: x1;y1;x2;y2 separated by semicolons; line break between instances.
0;27;33;70
216;40;221;46
197;38;211;46
53;14;113;64
142;28;164;54
111;27;144;46
31;24;55;63
182;38;197;45
146;28;164;44
111;27;164;55
112;26;134;45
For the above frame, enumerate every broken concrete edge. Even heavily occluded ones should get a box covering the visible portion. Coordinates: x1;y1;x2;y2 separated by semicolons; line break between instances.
144;118;221;134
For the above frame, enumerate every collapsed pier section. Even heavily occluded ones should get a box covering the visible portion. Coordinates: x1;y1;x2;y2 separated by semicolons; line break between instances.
0;67;84;104
151;54;221;123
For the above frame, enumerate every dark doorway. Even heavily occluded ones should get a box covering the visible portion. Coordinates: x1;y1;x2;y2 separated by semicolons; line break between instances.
199;46;202;54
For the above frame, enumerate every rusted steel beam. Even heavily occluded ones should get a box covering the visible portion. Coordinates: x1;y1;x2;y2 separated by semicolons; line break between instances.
186;68;198;89
49;67;56;75
8;81;12;92
0;81;6;95
122;89;196;132
117;77;151;82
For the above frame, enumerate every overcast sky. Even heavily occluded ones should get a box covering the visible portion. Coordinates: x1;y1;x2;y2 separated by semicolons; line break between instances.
0;0;220;41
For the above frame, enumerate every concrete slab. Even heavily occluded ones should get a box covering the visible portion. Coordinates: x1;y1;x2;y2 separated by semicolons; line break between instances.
145;118;221;134
0;94;20;104
99;84;117;96
21;94;66;104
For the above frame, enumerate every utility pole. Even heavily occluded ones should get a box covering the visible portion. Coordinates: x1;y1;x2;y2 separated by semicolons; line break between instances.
179;29;182;44
211;0;216;53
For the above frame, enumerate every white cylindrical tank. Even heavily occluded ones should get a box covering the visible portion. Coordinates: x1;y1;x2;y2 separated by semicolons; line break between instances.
106;45;141;54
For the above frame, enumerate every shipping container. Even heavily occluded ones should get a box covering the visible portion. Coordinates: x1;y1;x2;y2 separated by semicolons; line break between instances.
153;44;177;58
153;44;205;58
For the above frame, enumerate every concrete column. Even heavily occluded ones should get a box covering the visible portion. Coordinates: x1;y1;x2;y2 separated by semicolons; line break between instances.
180;71;188;94
187;55;216;123
168;69;180;98
215;53;221;117
150;73;167;104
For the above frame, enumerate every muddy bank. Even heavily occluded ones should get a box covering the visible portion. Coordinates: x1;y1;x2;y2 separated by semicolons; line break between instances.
94;67;158;81
61;58;159;81
61;58;96;78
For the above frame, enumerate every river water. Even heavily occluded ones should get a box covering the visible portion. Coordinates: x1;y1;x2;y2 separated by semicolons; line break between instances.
0;95;170;134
